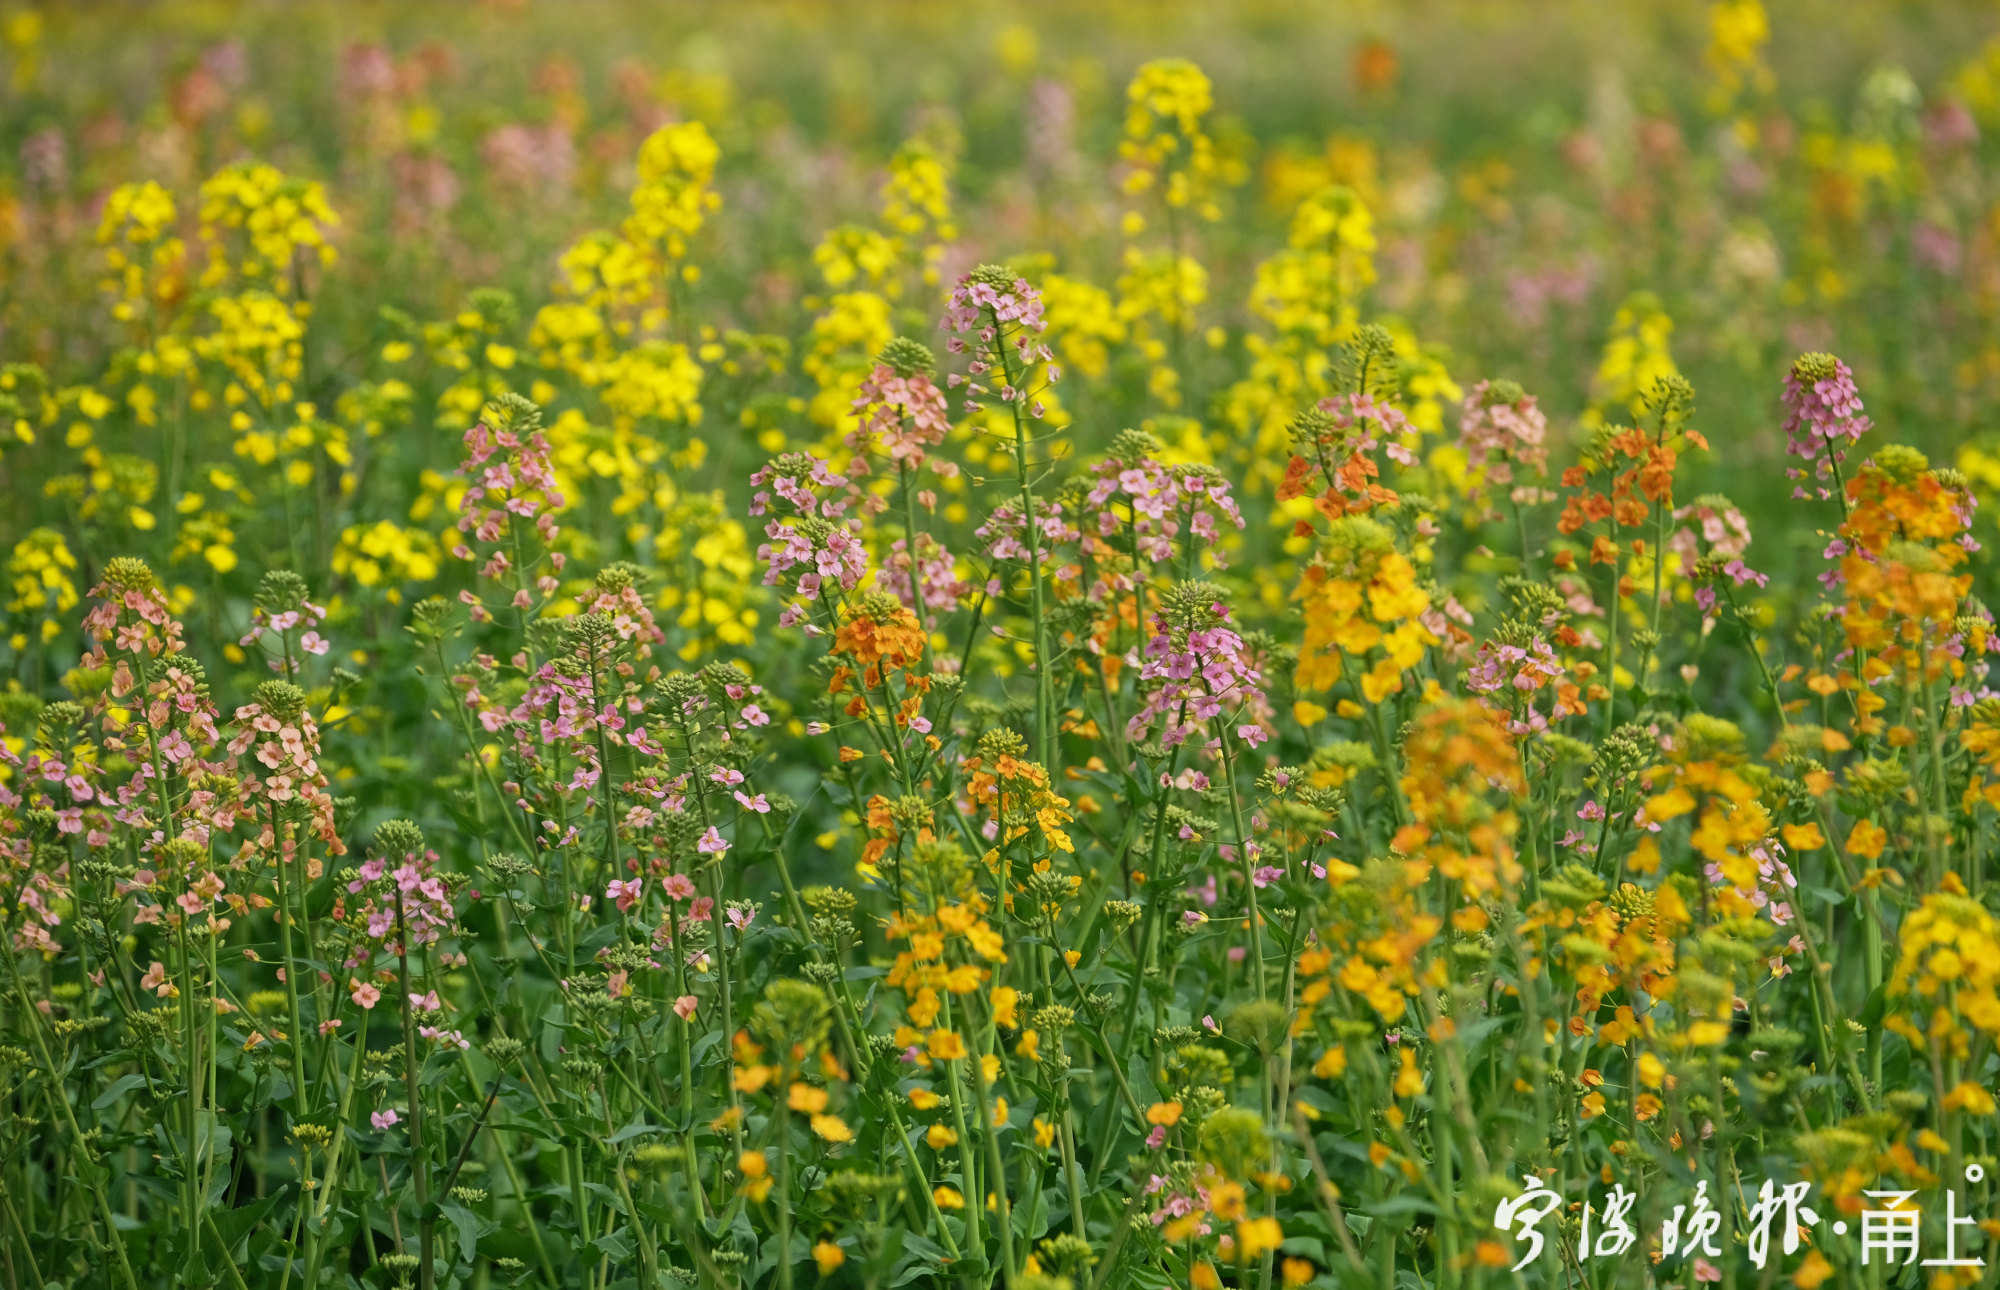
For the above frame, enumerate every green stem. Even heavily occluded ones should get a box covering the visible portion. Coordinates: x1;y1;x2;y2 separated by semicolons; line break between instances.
0;938;139;1290
394;887;434;1290
989;311;1057;779
271;805;309;1123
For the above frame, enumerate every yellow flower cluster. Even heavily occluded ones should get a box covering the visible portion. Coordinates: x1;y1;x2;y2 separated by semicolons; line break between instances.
1705;0;1773;101
1583;292;1680;429
0;363;50;462
1120;58;1223;219
1294;517;1434;703
1889;878;2000;1049
654;503;760;657
397;290;522;432
46;446;158;533
1838;450;1974;690
6;526;78;644
235;403;351;492
168;494;239;574
965;752;1074;857
1250;185;1376;340
96;180;187;327
1223;185;1381;482
553;230;659;317
1386;323;1463;439
803;291;894;431
531;123;715;431
1641;730;1772;893
196;161;339;292
592;341;705;427
798;134;960;438
1039;274;1126;381
406;468;466;525
880;141;959;287
83;161;340;552
813;225;899;292
199;293;306;417
626;120;722;267
331;520;443;597
1115;248;1207;410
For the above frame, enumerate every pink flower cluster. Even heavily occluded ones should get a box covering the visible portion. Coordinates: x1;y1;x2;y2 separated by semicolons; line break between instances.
455;419;566;546
81;580;187;691
581;582;667;659
749;456;871;628
1670;500;1752;560
1782;356;1871;498
1692;559;1771;617
229;704;314;797
146;664;223;761
1457;380;1550;504
749;454;848;519
939;272;1057;415
1464;639;1564;697
73;583;259;853
481;121;576;198
1669;500;1769;615
849;364;956;474
343;852;459;950
1079;457;1245;573
1463;638;1569;734
10;742;101;841
1311;392;1418;467
974;497;1078;563
878;533;972;624
504;659;625;795
452;419;568;618
940;273;1048;348
1703;841;1798;929
1145;1173;1215;1238
239;597;331;672
1126;606;1269;749
651;870;720;951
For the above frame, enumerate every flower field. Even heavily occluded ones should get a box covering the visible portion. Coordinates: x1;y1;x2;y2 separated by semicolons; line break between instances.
8;2;2000;1287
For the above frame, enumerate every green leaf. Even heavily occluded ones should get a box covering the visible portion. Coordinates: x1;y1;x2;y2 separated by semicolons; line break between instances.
607;1117;663;1145
91;1072;148;1109
583;1181;627;1214
211;1184;290;1253
900;1231;949;1263
192;1110;233;1173
1279;1235;1328;1263
540;1006;567;1064
420;1047;462;1083
440;1198;481;1263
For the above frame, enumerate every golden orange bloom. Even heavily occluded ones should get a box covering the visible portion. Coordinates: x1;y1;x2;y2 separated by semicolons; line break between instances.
1792;1251;1834;1289
738;1150;772;1202
1237;1216;1284;1261
831;599;926;669
810;1114;853;1143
